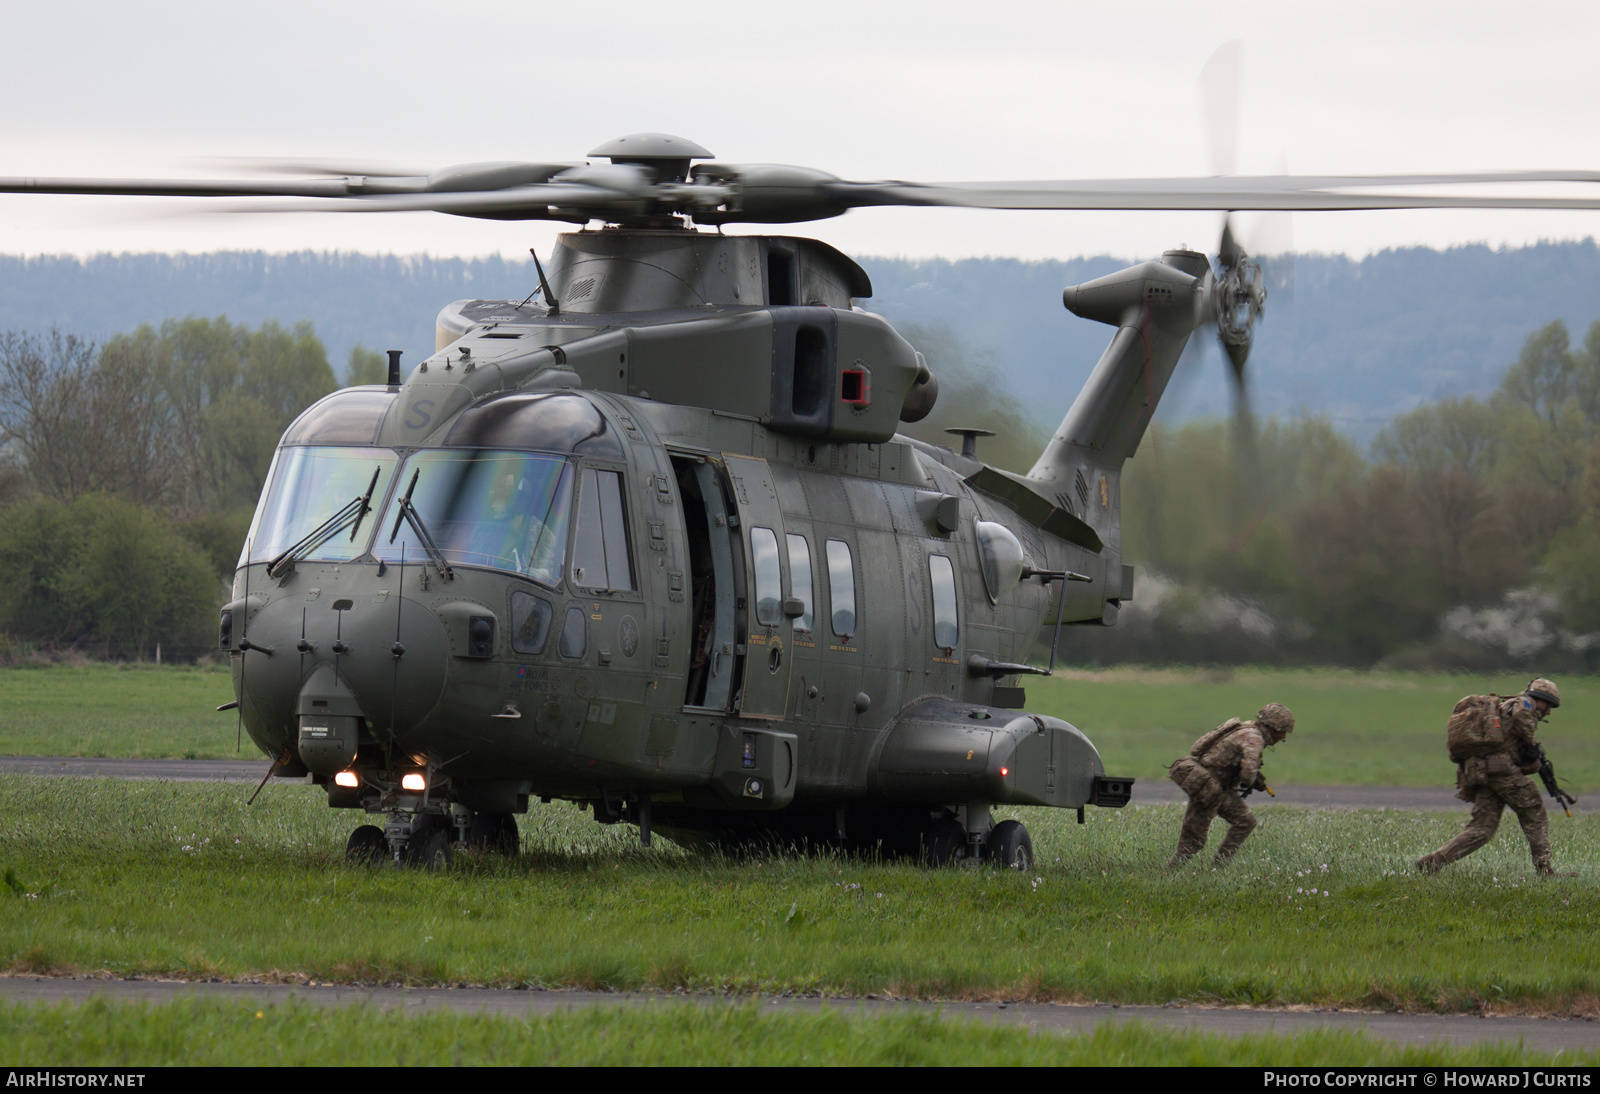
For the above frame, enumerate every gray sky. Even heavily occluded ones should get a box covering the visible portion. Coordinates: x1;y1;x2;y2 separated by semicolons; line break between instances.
3;0;1597;261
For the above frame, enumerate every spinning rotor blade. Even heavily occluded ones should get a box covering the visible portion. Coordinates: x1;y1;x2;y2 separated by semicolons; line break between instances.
1200;39;1243;178
818;173;1600;214
192;157;437;179
5;120;1600;225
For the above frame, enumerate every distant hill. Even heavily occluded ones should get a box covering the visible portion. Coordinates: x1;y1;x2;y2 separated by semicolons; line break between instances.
2;240;1597;441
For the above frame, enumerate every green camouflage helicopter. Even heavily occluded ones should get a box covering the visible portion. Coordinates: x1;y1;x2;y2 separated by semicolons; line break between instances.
8;134;1599;869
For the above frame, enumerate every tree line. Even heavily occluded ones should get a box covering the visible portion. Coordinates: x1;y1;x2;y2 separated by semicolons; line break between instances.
1057;319;1600;669
0;321;382;660
1;309;1594;667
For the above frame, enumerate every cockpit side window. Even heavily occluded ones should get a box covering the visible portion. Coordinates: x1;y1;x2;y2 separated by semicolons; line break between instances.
571;467;635;592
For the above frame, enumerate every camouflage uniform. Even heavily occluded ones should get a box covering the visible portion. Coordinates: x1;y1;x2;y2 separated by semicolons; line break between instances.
1167;705;1291;867
1420;694;1553;874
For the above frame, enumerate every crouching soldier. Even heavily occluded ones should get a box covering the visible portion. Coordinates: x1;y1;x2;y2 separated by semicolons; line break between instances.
1167;703;1295;868
1417;678;1571;877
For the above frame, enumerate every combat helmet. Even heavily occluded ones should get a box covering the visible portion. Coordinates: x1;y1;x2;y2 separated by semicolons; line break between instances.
1526;678;1561;709
1256;702;1295;740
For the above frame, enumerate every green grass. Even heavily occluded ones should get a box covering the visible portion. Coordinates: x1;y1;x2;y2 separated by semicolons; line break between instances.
2;999;1591;1067
0;663;238;760
3;776;1596;1013
4;664;1596;792
1027;666;1600;788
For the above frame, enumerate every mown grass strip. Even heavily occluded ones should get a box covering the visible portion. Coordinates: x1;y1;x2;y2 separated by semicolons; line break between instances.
2;777;1596;1013
5;663;1597;790
1026;667;1600;787
2;998;1593;1067
0;664;236;760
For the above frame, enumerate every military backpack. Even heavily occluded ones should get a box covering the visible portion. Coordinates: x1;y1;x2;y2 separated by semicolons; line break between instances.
1445;694;1508;763
1190;717;1245;758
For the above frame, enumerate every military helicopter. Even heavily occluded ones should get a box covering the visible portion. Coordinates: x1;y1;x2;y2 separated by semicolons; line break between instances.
7;134;1598;869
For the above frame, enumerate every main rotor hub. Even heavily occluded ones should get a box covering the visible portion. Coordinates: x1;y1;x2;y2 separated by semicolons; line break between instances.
589;133;713;184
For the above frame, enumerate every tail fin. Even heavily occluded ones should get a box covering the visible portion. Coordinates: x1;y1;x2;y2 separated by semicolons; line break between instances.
1029;249;1209;488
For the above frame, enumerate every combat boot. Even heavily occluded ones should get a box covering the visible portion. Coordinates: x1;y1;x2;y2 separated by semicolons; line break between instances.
1536;861;1577;878
1415;853;1444;875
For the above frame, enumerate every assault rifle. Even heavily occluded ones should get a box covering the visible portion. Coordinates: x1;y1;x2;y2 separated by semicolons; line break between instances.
1237;777;1275;800
1536;747;1577;818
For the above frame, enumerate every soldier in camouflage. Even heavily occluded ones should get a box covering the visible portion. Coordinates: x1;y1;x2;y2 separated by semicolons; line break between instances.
1166;703;1295;867
1417;678;1568;877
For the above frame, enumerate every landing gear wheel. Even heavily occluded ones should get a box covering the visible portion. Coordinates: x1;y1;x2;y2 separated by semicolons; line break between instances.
345;824;387;865
408;828;453;872
984;819;1033;871
467;813;520;855
923;817;971;867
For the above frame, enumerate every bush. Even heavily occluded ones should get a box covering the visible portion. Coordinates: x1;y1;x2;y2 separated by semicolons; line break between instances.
0;495;220;660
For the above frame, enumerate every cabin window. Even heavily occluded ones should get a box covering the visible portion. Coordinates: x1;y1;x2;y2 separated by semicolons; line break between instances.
786;533;814;634
372;450;572;586
929;554;959;652
751;526;783;627
826;539;856;638
559;606;587;659
509;591;554;655
245;446;398;565
571;467;635;591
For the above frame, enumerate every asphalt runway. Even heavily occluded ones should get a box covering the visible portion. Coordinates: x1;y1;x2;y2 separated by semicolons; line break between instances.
0;755;1474;810
1;976;1594;1051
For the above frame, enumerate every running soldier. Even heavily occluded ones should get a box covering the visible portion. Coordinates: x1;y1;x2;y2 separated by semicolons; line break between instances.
1166;703;1295;867
1417;678;1570;877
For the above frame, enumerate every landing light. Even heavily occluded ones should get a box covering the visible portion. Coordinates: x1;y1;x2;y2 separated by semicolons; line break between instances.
401;773;426;791
334;771;359;788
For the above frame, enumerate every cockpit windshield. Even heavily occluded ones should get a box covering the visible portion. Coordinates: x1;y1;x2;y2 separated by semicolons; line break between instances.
372;450;573;585
243;447;399;565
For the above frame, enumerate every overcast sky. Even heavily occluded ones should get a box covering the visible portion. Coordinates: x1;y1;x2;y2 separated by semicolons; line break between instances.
3;0;1597;262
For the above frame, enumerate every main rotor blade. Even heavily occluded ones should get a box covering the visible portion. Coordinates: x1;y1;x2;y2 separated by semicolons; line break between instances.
193;157;435;179
828;174;1600;212
0;176;394;199
231;184;629;216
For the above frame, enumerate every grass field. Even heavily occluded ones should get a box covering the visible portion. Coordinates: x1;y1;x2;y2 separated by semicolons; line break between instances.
0;664;237;760
3;776;1595;1014
2;663;1596;790
1027;667;1600;787
3;999;1591;1067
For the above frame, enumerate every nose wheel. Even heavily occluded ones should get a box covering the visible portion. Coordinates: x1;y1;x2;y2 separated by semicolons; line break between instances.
405;827;453;871
345;824;387;864
983;819;1034;871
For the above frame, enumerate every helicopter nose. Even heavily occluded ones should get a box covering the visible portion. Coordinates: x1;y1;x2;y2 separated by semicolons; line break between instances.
236;588;451;757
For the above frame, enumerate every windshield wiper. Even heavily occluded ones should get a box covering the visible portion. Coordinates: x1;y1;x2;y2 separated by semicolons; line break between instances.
388;469;454;581
265;466;382;579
